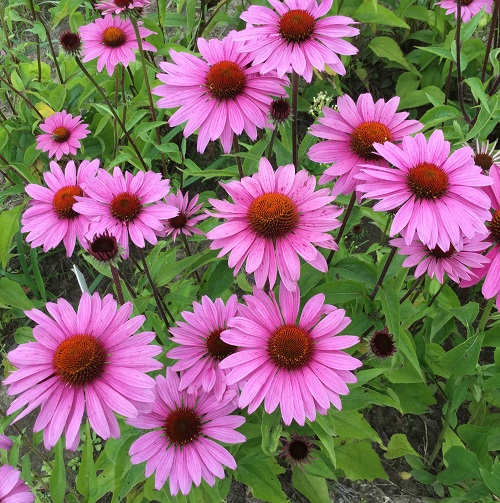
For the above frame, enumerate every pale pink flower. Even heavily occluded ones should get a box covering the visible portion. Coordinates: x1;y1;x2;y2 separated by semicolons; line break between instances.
308;93;422;197
3;293;162;450
128;370;245;496
73;167;178;258
163;191;208;242
95;0;150;15
79;14;156;76
0;465;34;503
152;31;288;153
22;159;99;257
0;434;13;451
35;111;90;160
234;0;359;82
207;157;342;292
436;0;492;23
357;129;492;250
219;286;361;425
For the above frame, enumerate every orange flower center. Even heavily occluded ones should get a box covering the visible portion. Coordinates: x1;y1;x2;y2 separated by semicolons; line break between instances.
163;407;201;445
102;26;126;48
114;0;132;7
474;153;493;171
247;192;299;239
168;213;187;229
267;324;313;370
53;185;83;219
206;61;246;100
350;122;392;160
407;162;449;199
428;244;456;258
489;209;500;243
53;334;107;387
205;328;237;361
51;126;71;143
110;192;141;222
278;9;315;43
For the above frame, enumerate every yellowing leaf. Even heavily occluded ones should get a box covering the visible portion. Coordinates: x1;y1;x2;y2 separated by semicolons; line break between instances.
35;102;55;118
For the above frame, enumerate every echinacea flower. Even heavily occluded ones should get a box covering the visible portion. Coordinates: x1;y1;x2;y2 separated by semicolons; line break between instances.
167;295;238;400
73;167;178;258
0;465;34;503
3;292;162;450
390;233;490;284
95;0;150;15
219;286;362;425
86;229;122;263
59;31;82;56
436;0;492;23
369;327;396;358
152;31;287;154
21;159;99;257
128;370;245;496
163;191;208;242
0;434;13;451
356;129;492;250
234;0;359;82
279;433;316;468
473;139;500;172
207;157;342;291
308;93;422;197
35;111;90;160
79;14;156;77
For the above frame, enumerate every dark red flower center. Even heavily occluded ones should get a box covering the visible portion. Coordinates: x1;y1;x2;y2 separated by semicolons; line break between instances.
53;334;107;387
59;31;82;54
489;209;500;243
350;122;392;160
53;185;83;219
164;407;201;445
51;126;71;143
102;27;126;48
111;192;141;222
407;162;449;199
429;244;456;259
369;328;396;358
268;324;313;370
248;192;299;239
168;213;187;229
114;0;132;7
270;98;291;122
289;438;310;461
88;230;119;261
458;0;473;5
279;9;315;43
205;328;237;361
206;61;246;100
474;153;493;171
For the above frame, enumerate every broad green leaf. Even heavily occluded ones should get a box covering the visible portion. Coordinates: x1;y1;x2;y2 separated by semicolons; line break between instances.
465;77;491;112
440;332;484;376
261;408;282;456
385;434;419;459
353;1;410;28
480;466;500;497
311;414;336;467
437;446;480;484
308;280;366;305
420;105;461;130
335;257;377;286
335;439;388;480
48;85;67;111
49;438;66;503
292;467;330;503
329;410;382;443
76;422;97;498
11;70;24;91
0;277;33;310
0;205;23;268
369;37;419;75
380;285;400;336
199;260;234;298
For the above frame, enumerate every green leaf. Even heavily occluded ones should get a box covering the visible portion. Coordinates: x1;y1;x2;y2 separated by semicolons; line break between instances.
49;438;66;503
329;410;382;443
335;439;388;480
308;280;366;305
0;205;23;268
420;105;461;130
380;285;400;336
309;415;336;467
369;37;419;75
0;277;33;310
292;467;330;503
465;77;491;112
199;260;234;298
76;422;97;499
385;434;419;459
261;409;282;456
335;258;377;286
440;332;485;376
48;85;67;111
353;1;410;28
11;70;24;91
437;446;480;484
480;466;500;497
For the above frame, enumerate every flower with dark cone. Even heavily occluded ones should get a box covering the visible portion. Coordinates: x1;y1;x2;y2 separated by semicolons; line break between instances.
280;434;315;469
59;31;82;55
473;140;500;173
269;98;291;125
87;229;121;263
369;327;396;358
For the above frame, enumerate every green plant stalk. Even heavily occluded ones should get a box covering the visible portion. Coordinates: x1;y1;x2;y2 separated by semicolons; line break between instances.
427;409;450;466
477;297;495;333
428;279;447;307
400;275;424;303
455;0;472;126
327;192;357;266
110;264;125;304
481;0;500;83
267;127;278;166
370;246;397;300
25;0;42;82
0;73;44;119
180;233;201;283
30;247;47;302
233;136;244;179
291;71;299;171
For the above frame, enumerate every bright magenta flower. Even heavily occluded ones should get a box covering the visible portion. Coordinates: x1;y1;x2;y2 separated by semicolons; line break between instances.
0;465;34;503
163;191;208;242
357;130;492;250
22;159;99;257
128;370;245;496
234;0;359;82
152;31;287;153
308;93;422;197
79;14;156;76
35;111;90;160
436;0;492;23
4;293;162;450
219;286;361;425
95;0;150;15
207;157;342;292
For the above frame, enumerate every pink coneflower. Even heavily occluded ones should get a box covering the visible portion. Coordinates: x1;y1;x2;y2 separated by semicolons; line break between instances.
219;286;361;425
234;0;359;82
3;292;162;451
21;159;99;257
207;157;342;291
357;129;492;250
167;295;238;400
390;233;490;284
163;191;208;242
35;111;90;160
73;167;178;258
59;31;82;56
308;93;422;197
95;0;150;15
152;31;287;154
473;140;500;172
128;370;245;496
0;434;13;451
0;465;34;503
79;14;156;77
369;327;396;358
436;0;492;23
280;433;316;468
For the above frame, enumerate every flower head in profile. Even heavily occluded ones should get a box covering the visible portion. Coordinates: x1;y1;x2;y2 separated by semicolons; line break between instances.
280;433;316;469
268;97;291;126
79;14;156;76
0;434;13;451
59;31;82;56
95;0;150;15
0;465;34;503
357;130;492;250
128;370;245;496
436;0;492;23
73;167;178;258
86;229;123;264
234;0;359;82
167;295;238;400
473;139;500;172
152;31;288;154
308;94;422;198
22;159;99;257
163;191;208;242
207;157;342;291
220;286;361;425
3;292;162;450
369;327;396;358
35;111;90;160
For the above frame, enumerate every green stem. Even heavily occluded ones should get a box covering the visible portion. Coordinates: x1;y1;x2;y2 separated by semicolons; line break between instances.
110;264;125;304
291;71;299;171
327;192;356;266
0;73;44;119
400;275;424;303
370;246;397;300
478;297;495;333
267;127;278;166
233;136;244;179
428;279;447;307
181;233;201;283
